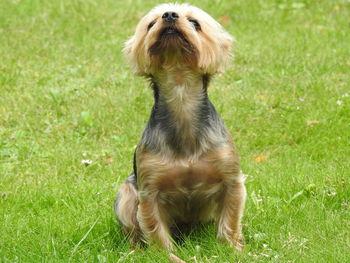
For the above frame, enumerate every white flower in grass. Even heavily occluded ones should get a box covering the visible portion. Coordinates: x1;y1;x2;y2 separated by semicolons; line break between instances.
326;190;337;197
240;170;249;181
336;100;343;105
341;93;349;98
81;159;93;165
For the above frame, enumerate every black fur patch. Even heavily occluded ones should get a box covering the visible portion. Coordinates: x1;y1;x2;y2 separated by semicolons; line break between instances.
125;172;138;190
140;75;227;155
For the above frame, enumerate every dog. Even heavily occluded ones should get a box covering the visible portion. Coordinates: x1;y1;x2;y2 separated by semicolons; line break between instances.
114;3;246;251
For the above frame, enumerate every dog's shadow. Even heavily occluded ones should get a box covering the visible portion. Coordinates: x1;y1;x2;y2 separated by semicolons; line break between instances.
109;217;217;250
171;222;203;245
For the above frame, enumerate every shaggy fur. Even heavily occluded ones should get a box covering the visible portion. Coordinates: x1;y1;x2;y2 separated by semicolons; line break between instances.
114;3;246;251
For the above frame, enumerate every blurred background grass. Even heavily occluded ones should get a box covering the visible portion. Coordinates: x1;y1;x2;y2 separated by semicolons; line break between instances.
0;0;349;262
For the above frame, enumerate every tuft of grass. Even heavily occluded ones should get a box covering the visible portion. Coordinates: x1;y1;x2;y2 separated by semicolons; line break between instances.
1;0;349;262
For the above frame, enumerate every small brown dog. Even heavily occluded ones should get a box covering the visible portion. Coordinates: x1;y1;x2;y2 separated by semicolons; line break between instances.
114;3;246;251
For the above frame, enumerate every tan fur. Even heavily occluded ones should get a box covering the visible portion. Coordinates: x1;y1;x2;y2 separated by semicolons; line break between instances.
134;145;245;249
116;3;246;252
153;70;206;156
124;3;233;75
139;69;230;159
217;181;246;251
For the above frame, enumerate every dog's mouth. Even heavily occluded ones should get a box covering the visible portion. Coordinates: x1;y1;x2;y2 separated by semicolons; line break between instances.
160;27;182;37
150;26;193;55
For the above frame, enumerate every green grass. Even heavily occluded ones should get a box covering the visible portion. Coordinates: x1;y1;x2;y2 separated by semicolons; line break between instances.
1;0;349;262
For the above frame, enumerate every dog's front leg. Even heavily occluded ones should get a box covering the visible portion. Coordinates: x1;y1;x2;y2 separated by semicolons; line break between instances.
137;192;174;250
216;181;246;251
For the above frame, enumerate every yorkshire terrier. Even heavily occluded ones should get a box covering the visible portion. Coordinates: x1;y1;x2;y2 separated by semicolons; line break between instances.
114;3;246;251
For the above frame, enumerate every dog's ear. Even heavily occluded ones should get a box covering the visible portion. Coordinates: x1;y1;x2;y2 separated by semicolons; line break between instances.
123;37;134;58
217;31;234;73
197;29;234;75
123;36;139;74
123;35;150;76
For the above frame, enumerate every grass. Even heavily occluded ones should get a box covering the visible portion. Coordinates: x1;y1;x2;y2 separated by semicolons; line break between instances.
0;0;349;262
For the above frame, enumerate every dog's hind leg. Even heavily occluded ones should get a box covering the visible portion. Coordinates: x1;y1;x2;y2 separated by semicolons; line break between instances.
114;173;140;248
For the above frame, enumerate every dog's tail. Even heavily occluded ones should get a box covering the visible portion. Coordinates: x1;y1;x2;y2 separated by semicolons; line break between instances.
114;173;141;247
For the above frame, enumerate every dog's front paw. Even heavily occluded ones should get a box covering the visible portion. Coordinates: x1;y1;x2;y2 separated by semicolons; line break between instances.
218;232;244;252
229;237;244;252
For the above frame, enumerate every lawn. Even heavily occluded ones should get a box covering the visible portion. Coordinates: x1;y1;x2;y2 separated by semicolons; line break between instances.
0;0;349;262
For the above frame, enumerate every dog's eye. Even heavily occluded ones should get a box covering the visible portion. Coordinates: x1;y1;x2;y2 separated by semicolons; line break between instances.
187;18;201;31
147;20;156;31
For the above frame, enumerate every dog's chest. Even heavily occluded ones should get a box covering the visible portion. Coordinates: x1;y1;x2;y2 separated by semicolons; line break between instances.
157;159;222;192
139;145;237;195
155;159;224;222
138;145;239;222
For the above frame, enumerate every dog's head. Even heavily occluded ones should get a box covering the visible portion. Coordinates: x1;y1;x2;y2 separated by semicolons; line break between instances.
124;3;234;76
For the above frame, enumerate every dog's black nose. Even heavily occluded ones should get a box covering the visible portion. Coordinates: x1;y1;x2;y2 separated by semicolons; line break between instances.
162;11;179;23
